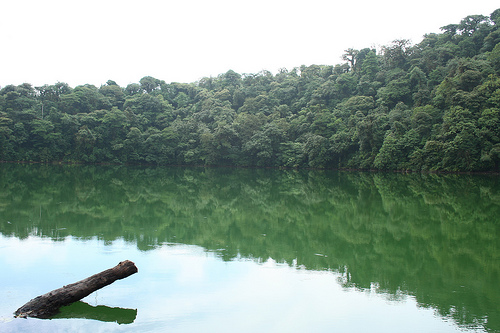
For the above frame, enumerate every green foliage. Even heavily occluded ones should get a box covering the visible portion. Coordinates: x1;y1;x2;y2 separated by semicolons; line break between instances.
1;8;500;171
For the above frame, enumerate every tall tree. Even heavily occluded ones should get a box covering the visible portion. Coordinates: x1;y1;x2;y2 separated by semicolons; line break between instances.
342;48;359;72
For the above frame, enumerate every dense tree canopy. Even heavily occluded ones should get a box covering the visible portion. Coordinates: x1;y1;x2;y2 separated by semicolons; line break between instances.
1;9;500;172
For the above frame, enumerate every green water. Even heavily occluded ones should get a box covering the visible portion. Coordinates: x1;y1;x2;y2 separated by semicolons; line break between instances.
0;164;498;332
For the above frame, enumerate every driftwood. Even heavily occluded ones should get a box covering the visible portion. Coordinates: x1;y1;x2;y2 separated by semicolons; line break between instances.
14;260;138;319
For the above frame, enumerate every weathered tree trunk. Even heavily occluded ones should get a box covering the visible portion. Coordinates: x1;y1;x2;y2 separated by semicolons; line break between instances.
14;260;138;319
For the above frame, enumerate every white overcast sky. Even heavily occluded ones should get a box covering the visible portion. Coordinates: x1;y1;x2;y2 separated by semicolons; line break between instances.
1;0;499;88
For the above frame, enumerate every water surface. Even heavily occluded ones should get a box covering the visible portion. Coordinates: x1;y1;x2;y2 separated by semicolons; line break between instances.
0;164;498;332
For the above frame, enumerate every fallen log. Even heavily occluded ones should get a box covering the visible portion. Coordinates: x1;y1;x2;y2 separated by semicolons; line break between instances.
14;260;138;319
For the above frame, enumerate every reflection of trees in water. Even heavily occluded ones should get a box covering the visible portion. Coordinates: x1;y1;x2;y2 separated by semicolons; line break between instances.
52;301;137;324
0;163;499;331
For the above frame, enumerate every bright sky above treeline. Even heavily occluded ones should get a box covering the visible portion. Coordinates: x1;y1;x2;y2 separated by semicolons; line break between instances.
1;0;499;88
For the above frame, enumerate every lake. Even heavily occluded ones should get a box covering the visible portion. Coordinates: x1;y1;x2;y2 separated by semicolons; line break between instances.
0;164;498;332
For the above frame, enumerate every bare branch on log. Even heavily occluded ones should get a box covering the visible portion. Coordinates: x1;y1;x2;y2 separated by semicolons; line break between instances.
14;260;138;319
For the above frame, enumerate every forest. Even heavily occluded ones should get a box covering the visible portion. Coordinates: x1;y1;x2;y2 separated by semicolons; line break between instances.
1;9;500;171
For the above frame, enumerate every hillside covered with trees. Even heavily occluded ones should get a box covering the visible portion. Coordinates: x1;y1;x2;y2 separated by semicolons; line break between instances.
1;9;500;171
